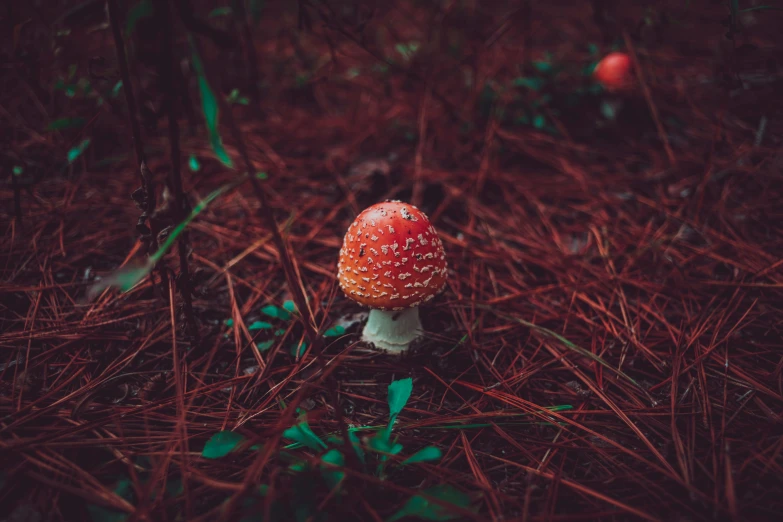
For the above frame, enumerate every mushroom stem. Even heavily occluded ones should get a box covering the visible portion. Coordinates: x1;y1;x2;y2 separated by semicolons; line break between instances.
362;307;422;353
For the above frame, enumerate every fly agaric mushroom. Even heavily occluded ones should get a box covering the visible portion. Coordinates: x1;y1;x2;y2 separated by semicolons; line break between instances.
593;52;634;92
337;201;448;353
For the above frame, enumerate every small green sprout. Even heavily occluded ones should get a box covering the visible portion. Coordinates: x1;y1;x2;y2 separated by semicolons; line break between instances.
188;155;201;172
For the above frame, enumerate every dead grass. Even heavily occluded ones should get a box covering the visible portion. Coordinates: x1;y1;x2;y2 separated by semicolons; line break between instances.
1;1;783;521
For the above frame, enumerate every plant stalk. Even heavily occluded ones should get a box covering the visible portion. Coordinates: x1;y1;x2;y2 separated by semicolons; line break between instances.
158;0;198;341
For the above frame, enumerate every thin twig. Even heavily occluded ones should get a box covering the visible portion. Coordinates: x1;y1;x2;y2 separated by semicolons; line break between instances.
623;30;676;166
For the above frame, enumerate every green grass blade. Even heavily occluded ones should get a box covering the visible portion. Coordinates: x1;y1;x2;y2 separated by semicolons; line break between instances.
87;174;248;299
479;305;641;389
189;37;233;168
67;139;91;164
202;431;247;459
125;0;154;35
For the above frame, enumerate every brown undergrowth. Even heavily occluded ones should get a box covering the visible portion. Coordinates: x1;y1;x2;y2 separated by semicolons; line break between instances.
1;1;783;521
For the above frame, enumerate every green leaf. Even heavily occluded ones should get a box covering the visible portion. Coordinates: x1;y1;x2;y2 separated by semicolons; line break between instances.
225;318;234;327
126;0;154;35
401;446;442;466
290;340;307;357
111;81;124;98
319;449;345;490
54;78;78;97
383;377;413;443
533;114;546;129
532;61;553;74
256;340;274;352
47;117;85;130
202;431;247;459
13;166;23;176
283;418;327;451
288;460;308;473
512;76;544;91
79;78;93;96
190;39;233;168
395;41;420;61
323;431;367;466
256;171;268;180
208;6;233;17
369;431;403;477
274;328;286;336
188;155;201;172
323;325;345;338
367;428;402;478
388;378;413;420
248;321;273;331
582;61;598;76
226;88;249;105
85;261;153;301
600;100;618;120
67;138;91;164
282;300;297;313
86;478;134;522
386;484;474;522
368;433;404;456
348;430;365;464
261;304;291;321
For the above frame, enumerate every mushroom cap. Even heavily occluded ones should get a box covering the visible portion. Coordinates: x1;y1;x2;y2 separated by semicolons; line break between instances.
337;201;448;311
593;52;634;91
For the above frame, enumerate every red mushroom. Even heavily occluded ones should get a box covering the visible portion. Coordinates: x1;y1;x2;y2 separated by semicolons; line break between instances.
593;52;634;92
337;201;448;352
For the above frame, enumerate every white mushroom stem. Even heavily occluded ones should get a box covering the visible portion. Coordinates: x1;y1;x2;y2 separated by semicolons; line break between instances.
362;307;422;353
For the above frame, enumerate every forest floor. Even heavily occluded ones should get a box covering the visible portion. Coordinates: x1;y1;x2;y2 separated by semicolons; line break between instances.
2;1;783;521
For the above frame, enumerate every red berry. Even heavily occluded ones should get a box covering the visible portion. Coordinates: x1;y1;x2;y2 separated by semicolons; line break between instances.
593;52;634;91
